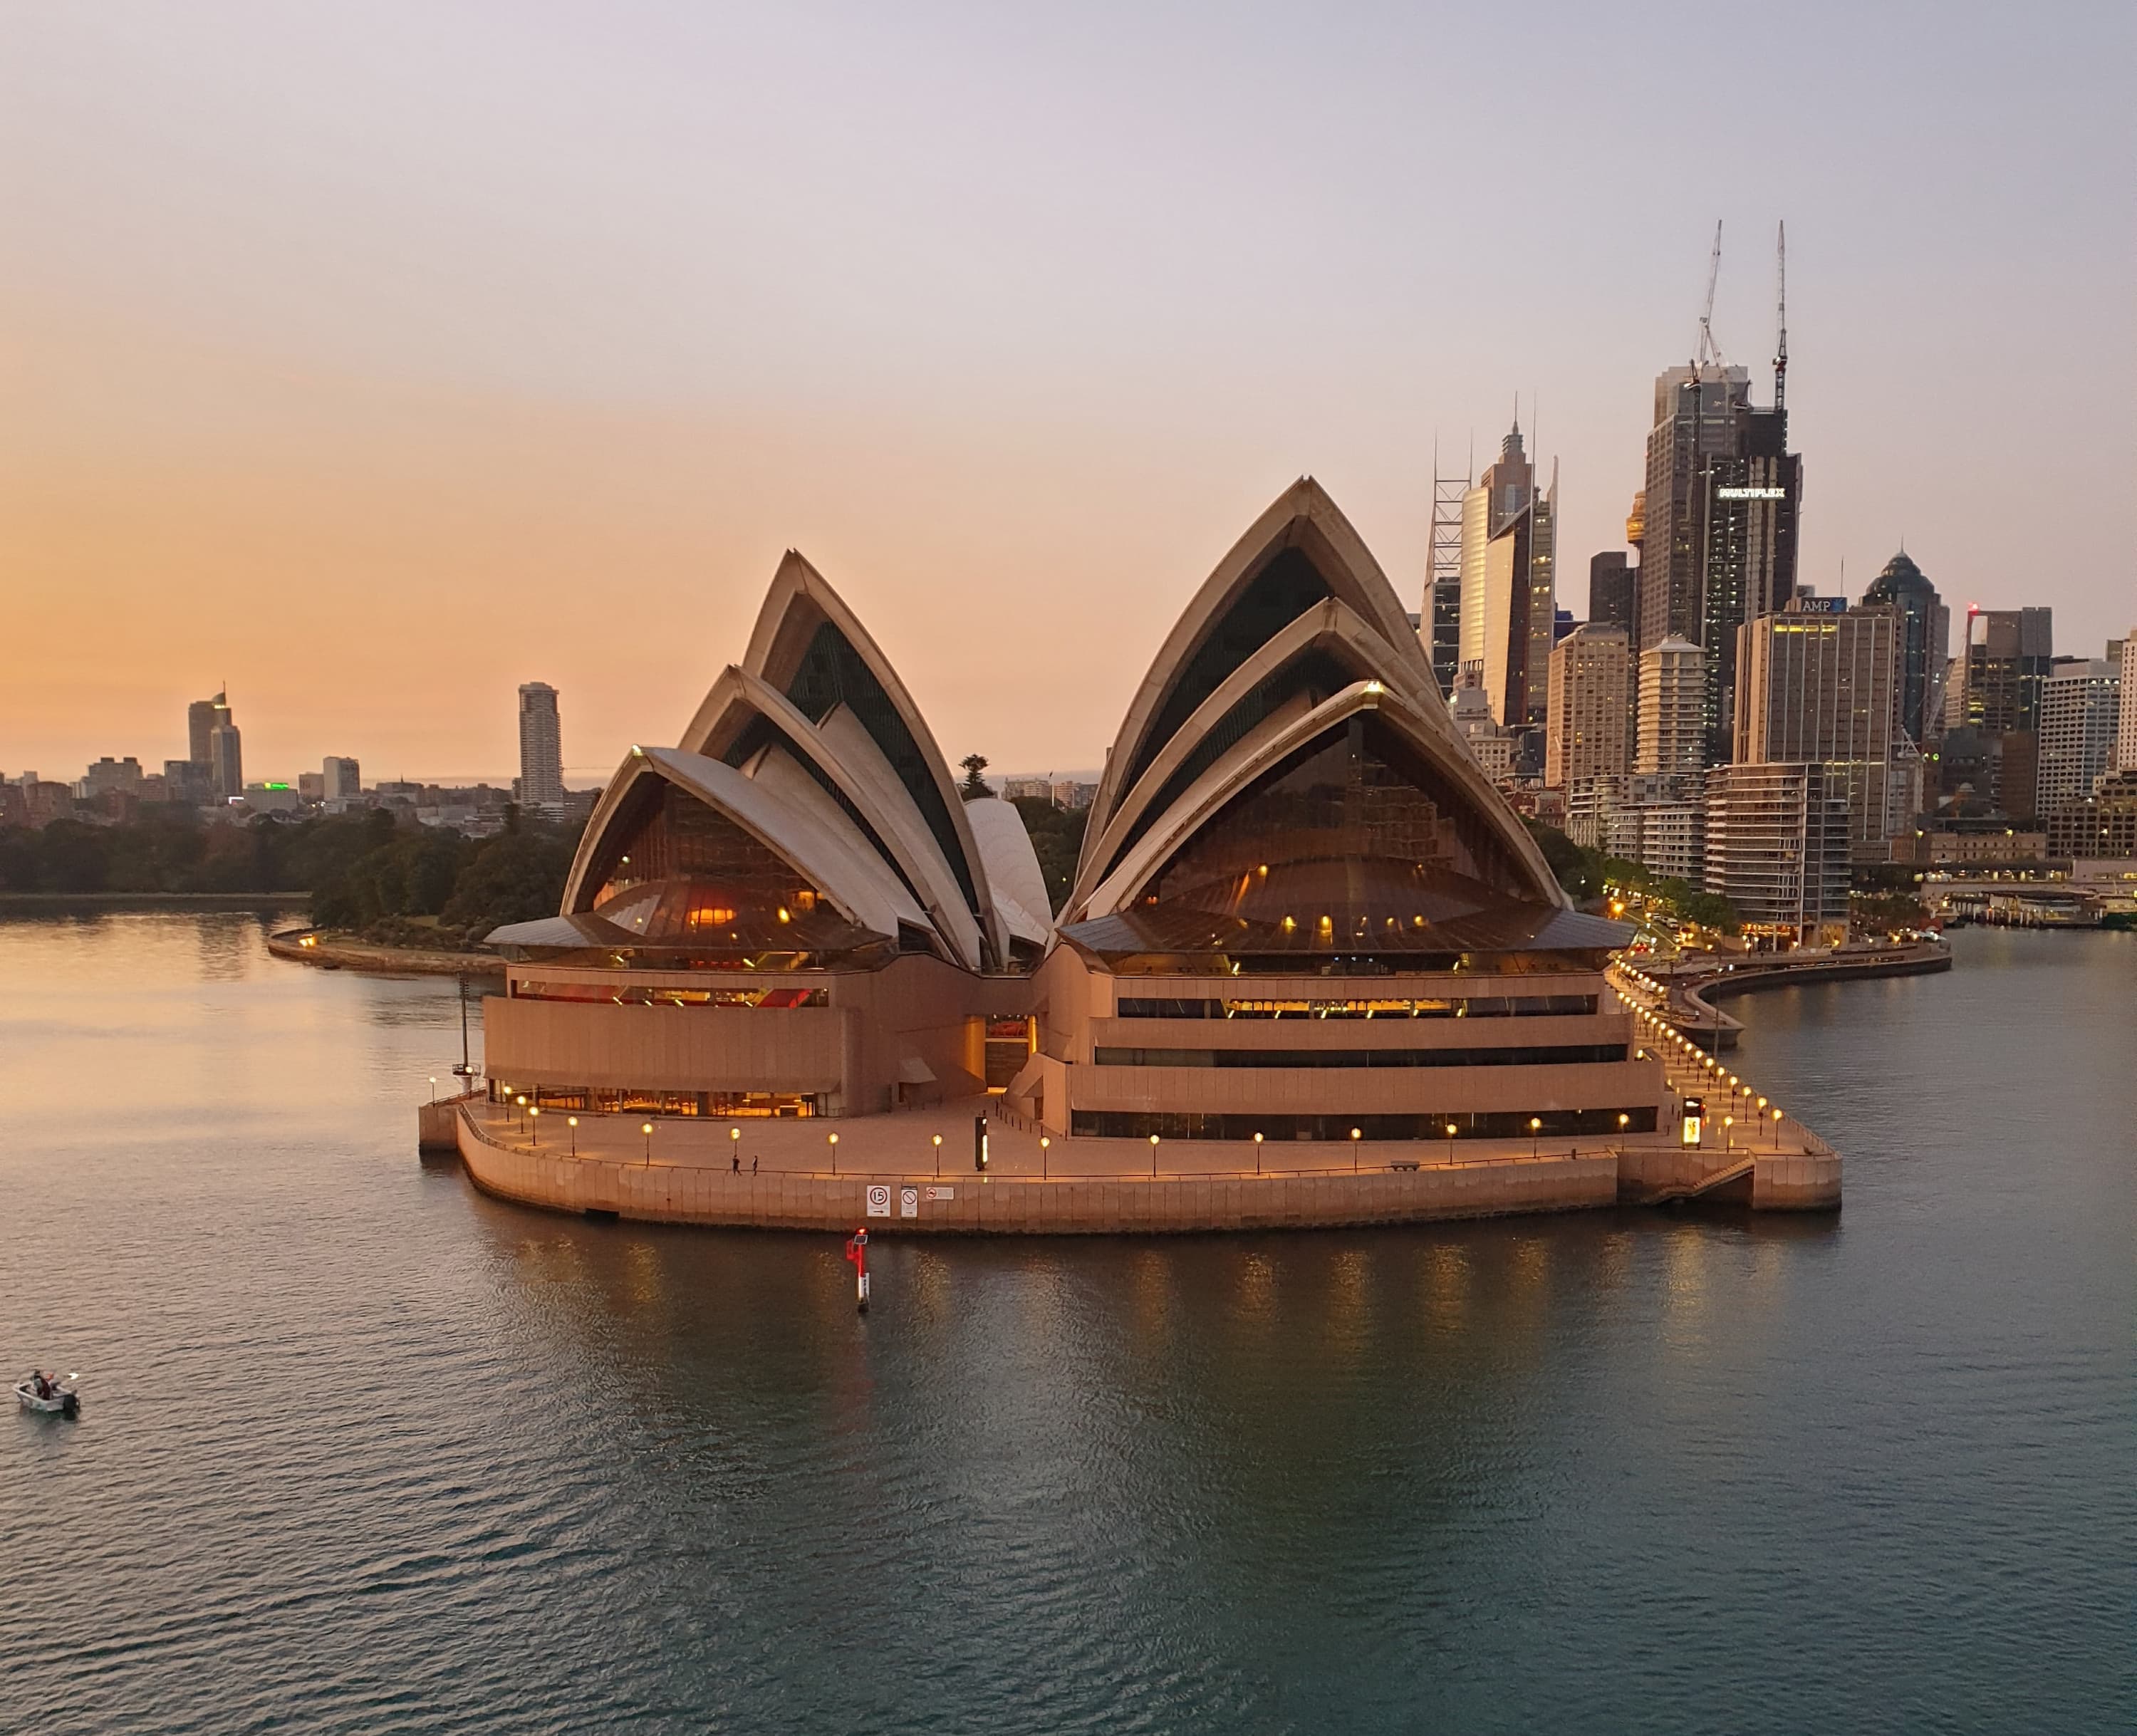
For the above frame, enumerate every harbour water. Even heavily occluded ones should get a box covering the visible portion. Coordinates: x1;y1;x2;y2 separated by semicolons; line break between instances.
1;912;2131;1734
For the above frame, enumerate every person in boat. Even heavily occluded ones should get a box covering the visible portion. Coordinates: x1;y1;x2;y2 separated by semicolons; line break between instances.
31;1372;51;1398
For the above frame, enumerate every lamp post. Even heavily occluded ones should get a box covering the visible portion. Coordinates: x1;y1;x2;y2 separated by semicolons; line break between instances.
1041;1135;1050;1180
1253;1131;1263;1175
516;1093;528;1133
529;1105;541;1147
1445;1121;1457;1164
1350;1126;1361;1173
1772;1106;1784;1147
640;1121;653;1165
568;1115;578;1156
730;1126;741;1168
828;1131;838;1176
1149;1133;1159;1179
932;1133;942;1178
1529;1116;1542;1160
1618;1112;1630;1145
1723;1114;1735;1152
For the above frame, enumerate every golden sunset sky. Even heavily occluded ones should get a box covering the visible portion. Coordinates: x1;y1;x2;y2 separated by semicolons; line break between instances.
4;3;2128;786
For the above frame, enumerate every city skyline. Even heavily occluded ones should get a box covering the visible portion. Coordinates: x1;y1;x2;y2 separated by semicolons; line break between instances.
4;3;2131;782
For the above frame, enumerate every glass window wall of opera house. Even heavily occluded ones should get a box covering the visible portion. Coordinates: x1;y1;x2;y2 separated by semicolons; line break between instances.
483;479;1664;1141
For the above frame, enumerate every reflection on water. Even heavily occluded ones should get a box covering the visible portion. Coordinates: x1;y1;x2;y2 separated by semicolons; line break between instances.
0;916;2131;1734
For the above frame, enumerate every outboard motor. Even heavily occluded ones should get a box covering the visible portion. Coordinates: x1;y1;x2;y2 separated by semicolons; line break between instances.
61;1391;78;1418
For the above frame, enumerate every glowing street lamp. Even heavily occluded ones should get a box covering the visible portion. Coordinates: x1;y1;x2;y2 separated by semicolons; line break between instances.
1529;1116;1542;1159
1350;1126;1362;1173
932;1132;943;1178
567;1115;578;1156
1040;1135;1050;1180
1445;1121;1457;1163
828;1131;839;1175
529;1105;541;1146
1149;1133;1160;1178
1253;1130;1264;1175
640;1121;654;1164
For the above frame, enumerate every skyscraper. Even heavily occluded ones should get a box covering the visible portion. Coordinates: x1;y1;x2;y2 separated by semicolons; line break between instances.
1957;607;2053;821
1457;417;1556;732
2037;658;2120;811
1861;551;1949;748
204;692;241;798
517;682;565;806
187;697;218;770
1544;625;1631;789
1636;635;1705;776
1734;599;1903;858
1587;551;1636;637
1635;360;1801;762
2119;628;2137;774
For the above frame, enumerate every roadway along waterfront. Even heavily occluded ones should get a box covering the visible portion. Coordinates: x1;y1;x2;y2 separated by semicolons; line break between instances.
1;910;2130;1733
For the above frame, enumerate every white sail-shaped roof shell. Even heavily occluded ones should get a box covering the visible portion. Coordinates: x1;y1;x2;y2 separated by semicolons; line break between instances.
1065;478;1566;929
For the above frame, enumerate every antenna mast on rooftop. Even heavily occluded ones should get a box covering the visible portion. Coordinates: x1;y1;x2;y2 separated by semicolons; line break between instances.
1773;219;1789;415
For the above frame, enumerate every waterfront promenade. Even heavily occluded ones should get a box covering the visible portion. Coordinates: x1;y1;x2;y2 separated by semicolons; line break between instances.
433;1061;1841;1230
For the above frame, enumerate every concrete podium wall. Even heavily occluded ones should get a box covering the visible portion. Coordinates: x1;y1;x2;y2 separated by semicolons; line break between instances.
454;1108;1617;1235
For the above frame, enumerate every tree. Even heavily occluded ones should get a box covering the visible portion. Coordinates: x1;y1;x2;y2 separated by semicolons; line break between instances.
1009;795;1089;913
958;754;991;800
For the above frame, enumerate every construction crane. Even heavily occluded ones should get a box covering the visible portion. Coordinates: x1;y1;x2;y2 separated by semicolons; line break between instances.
1773;219;1789;415
1693;219;1727;379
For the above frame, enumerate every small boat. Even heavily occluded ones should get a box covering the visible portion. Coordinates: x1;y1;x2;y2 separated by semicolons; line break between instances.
15;1373;79;1418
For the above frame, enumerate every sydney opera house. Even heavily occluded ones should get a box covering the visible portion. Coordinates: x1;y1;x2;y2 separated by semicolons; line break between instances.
484;480;1667;1150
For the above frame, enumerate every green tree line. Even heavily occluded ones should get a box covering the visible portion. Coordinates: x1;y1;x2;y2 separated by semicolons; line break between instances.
1524;820;1743;936
0;807;576;946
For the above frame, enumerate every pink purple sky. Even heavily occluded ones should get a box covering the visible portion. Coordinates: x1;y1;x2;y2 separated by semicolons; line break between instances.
4;1;2131;787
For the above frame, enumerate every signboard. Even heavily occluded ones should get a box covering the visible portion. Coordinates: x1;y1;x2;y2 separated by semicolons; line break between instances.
1680;1097;1705;1148
899;1187;918;1218
1789;596;1848;615
1715;485;1786;500
925;1186;955;1202
865;1185;892;1217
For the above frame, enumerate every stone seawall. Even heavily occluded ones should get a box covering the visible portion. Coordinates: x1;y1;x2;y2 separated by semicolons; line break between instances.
453;1106;1618;1235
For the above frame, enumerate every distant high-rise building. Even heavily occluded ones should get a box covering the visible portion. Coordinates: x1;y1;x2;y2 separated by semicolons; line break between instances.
1458;417;1556;729
187;697;218;770
1956;607;2052;821
1544;625;1631;789
202;691;242;798
1957;607;2054;734
2116;628;2137;774
2037;659;2121;812
1704;762;1851;948
1861;551;1949;748
322;756;363;801
1588;552;1636;638
1637;635;1705;776
517;682;565;806
1635;360;1801;762
1734;599;1904;858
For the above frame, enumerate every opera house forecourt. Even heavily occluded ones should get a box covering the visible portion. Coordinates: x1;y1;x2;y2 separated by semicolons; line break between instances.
439;480;1839;1230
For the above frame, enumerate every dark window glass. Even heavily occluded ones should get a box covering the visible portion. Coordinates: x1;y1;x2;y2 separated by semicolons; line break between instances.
1092;1044;1625;1068
1103;646;1358;883
580;781;880;951
782;622;979;913
1118;546;1335;801
1137;714;1537;942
